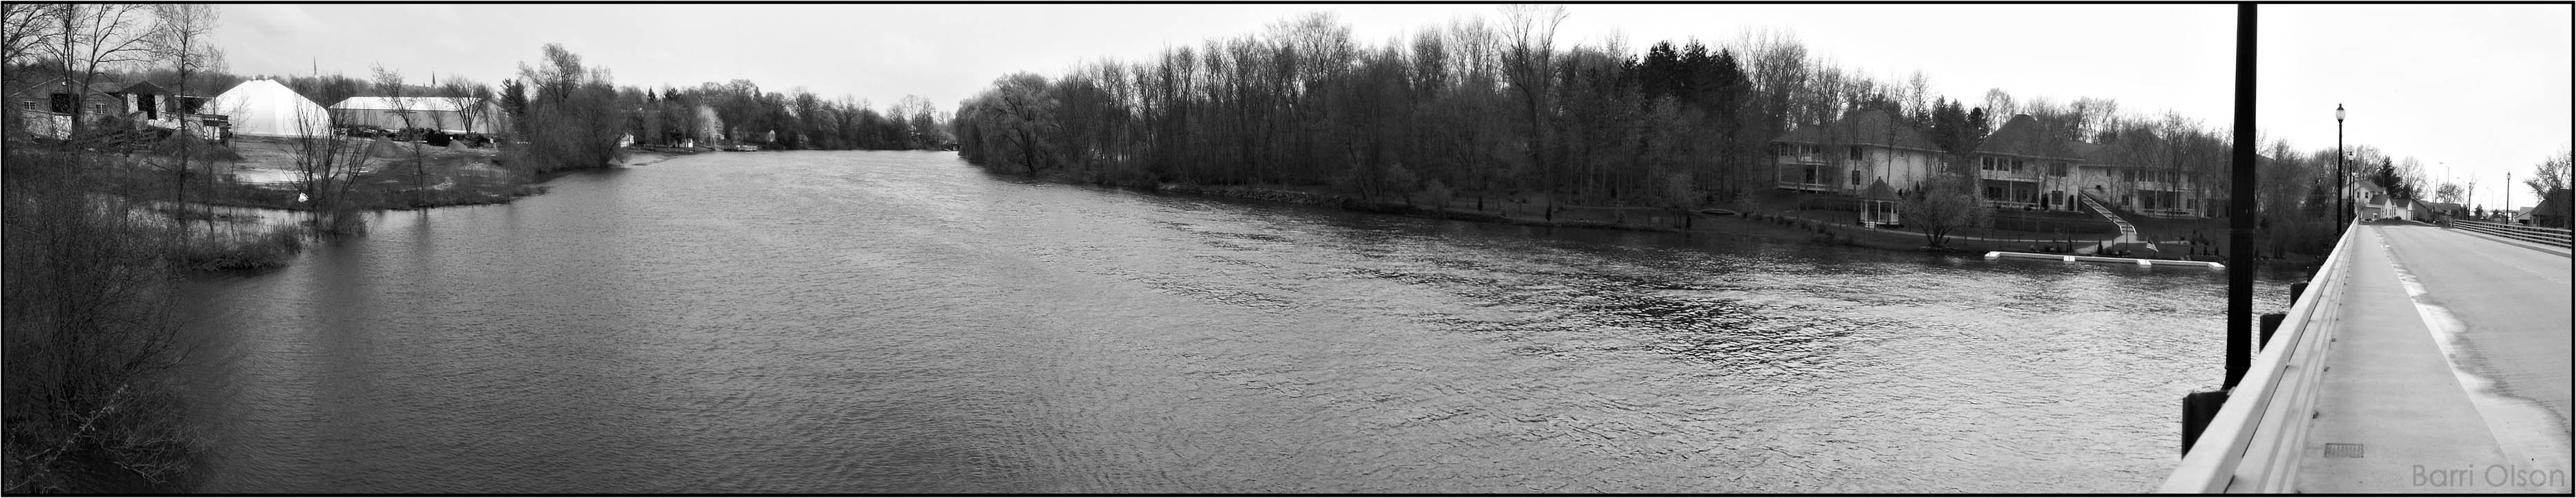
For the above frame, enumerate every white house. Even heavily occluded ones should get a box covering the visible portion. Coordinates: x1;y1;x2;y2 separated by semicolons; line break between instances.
1977;114;2215;217
1773;107;1946;196
1968;114;2084;211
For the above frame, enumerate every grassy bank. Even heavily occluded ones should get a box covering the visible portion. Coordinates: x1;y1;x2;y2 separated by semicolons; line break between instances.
147;203;309;271
195;137;554;212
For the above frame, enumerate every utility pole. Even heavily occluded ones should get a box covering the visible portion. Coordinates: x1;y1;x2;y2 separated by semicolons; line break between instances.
2185;5;2261;456
2224;3;2257;390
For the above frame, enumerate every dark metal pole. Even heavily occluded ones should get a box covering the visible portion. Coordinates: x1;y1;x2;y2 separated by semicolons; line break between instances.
2225;4;2257;389
2338;105;2347;230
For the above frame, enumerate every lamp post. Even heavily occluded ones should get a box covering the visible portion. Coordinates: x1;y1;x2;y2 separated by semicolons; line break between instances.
2336;104;2347;229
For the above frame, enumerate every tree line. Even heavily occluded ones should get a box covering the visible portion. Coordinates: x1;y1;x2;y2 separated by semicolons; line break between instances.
952;9;2226;209
954;8;2496;250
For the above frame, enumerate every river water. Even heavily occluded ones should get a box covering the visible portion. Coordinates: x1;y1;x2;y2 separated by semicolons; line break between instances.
175;150;2295;493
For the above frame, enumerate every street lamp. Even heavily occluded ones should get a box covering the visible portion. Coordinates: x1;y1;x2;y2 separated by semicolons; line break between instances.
2336;104;2347;229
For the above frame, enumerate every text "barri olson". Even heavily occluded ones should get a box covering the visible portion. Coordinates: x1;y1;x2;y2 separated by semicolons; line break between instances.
2413;464;2567;488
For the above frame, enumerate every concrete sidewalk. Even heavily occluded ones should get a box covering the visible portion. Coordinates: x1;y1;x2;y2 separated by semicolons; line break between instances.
2292;226;2569;493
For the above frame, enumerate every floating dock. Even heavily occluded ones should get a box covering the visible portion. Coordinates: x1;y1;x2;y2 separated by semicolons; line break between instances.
1984;250;2225;270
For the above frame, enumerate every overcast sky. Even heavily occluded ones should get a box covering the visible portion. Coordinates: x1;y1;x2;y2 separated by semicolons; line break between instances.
2258;3;2569;210
213;3;2566;209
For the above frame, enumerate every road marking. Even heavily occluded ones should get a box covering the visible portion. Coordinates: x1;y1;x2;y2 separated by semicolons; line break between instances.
2377;228;2575;481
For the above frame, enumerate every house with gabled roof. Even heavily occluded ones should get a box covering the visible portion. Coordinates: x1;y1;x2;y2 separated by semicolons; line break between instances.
1976;114;2217;217
7;77;223;140
1772;107;1947;197
2075;140;2213;217
2347;180;2389;221
2530;187;2571;228
7;78;122;138
1968;114;2085;211
110;80;224;140
2417;201;2467;221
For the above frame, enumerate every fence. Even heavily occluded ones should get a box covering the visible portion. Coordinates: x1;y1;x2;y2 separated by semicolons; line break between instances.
2158;221;2359;493
2444;219;2573;248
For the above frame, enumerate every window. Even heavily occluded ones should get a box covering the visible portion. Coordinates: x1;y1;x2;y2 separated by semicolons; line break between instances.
91;103;104;113
1850;169;1863;185
17;100;30;111
2049;163;2069;177
1848;146;1864;160
2010;159;2027;174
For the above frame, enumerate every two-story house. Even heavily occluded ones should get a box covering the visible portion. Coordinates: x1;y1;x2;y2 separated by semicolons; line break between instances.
2072;142;2199;216
1977;114;2217;218
1968;114;2085;210
1772;107;1946;197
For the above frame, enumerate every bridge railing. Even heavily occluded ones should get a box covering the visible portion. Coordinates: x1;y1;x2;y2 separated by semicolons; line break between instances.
2158;221;2361;493
2445;219;2573;248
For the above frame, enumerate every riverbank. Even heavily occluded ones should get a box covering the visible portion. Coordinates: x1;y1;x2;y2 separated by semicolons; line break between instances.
1062;174;2071;257
137;139;703;216
999;165;2316;265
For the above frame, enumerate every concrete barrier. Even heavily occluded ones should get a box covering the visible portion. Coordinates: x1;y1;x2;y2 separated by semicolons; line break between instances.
2158;221;2360;493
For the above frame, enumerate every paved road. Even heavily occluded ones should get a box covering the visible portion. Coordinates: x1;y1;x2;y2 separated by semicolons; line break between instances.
2380;224;2572;465
2296;222;2570;493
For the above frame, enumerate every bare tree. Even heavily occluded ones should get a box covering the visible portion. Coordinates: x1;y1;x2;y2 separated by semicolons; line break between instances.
2526;145;2570;216
2463;175;2480;212
2434;181;2463;204
1;3;64;70
291;99;373;234
1982;88;2017;122
373;64;427;206
48;3;156;138
1500;3;1566;218
145;3;222;232
437;77;491;136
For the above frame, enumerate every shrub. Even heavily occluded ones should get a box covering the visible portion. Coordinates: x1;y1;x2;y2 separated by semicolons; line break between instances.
3;148;204;493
